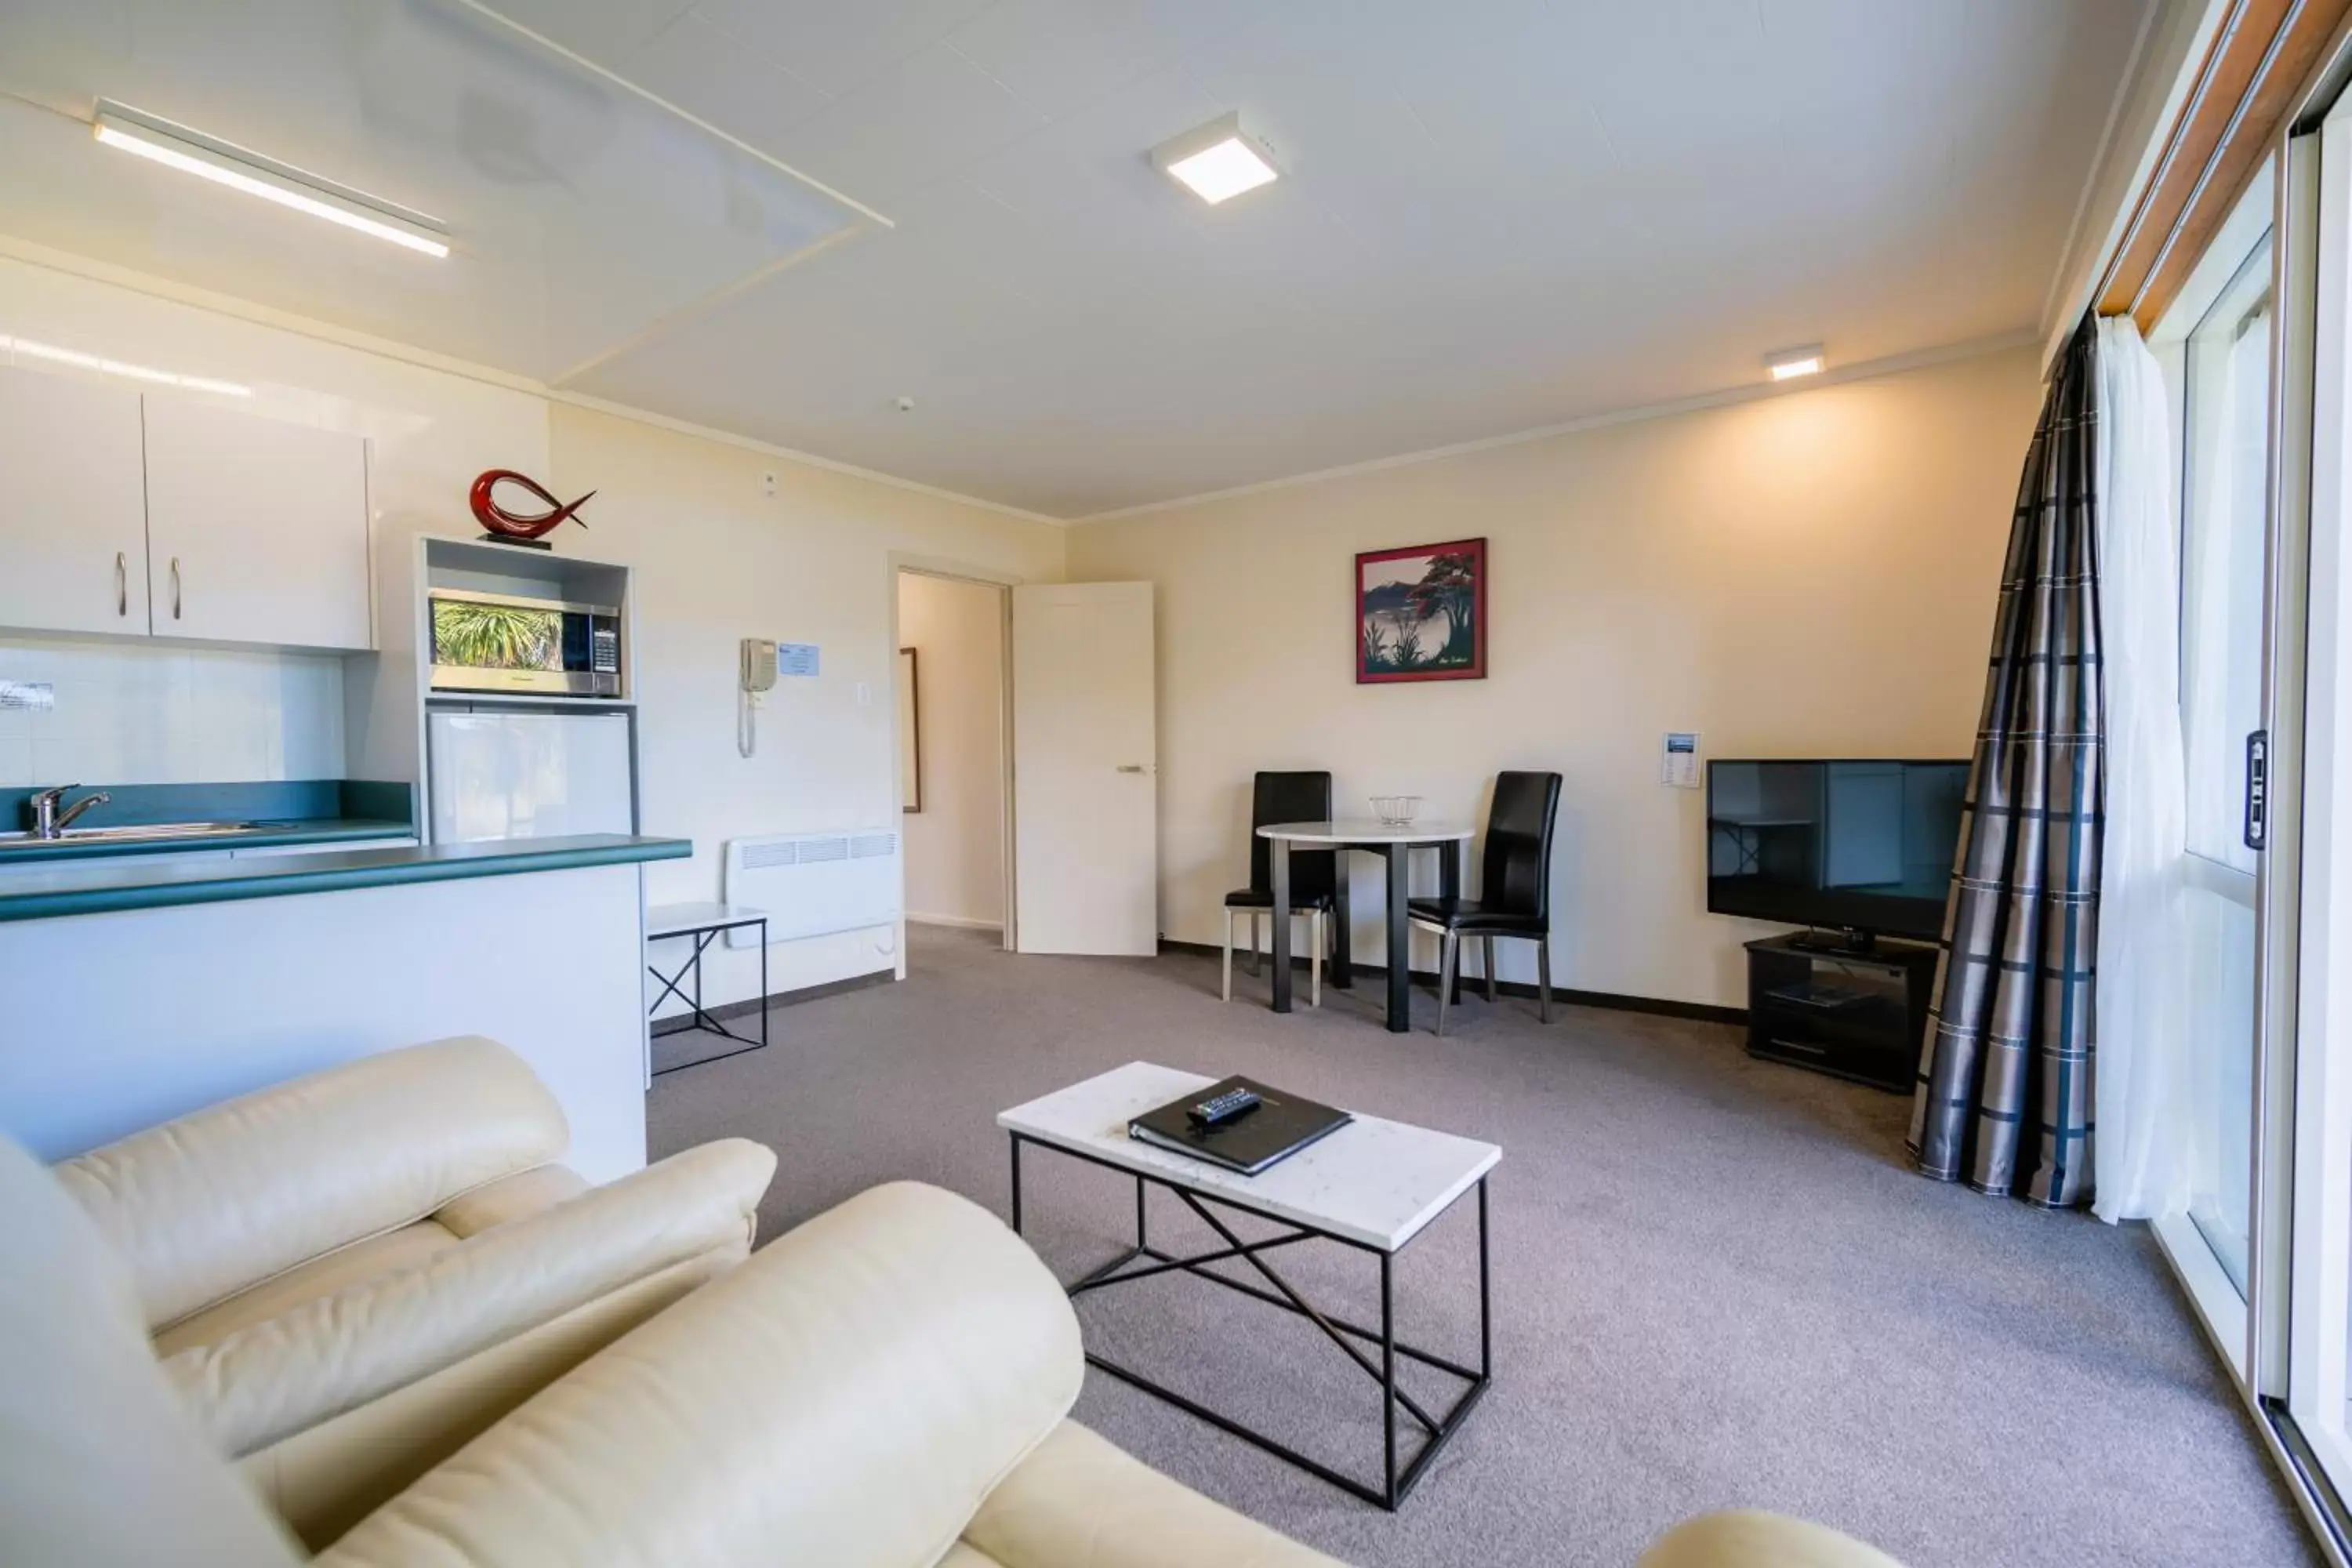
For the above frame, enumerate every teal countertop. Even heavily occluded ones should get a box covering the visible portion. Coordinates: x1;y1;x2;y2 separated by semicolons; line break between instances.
0;780;417;863
0;835;691;924
0;816;414;863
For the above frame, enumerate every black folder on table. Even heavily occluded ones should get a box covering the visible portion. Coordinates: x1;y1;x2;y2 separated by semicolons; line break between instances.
1127;1076;1352;1176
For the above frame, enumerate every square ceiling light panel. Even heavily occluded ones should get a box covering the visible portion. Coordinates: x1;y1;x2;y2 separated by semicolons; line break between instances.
1152;112;1280;205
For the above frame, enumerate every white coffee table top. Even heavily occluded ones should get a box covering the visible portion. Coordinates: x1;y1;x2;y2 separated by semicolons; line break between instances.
998;1062;1500;1252
1258;818;1475;845
645;901;766;938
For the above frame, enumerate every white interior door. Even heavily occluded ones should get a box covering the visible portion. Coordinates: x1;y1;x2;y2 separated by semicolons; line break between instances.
1011;582;1156;955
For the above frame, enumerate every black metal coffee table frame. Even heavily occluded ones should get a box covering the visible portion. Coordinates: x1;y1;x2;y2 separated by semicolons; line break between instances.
1007;1131;1491;1510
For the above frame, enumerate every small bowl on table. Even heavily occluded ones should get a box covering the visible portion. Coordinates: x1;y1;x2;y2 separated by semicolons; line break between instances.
1370;795;1423;829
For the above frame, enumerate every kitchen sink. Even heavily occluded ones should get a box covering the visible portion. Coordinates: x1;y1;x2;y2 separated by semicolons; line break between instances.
0;821;260;848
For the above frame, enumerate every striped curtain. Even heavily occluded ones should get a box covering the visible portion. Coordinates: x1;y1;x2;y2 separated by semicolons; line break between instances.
1910;315;2103;1208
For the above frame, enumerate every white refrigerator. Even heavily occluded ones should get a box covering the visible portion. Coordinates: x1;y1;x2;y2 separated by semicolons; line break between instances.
427;710;636;843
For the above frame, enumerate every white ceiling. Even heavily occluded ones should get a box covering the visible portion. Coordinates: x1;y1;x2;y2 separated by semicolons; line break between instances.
0;0;870;382
0;0;2152;519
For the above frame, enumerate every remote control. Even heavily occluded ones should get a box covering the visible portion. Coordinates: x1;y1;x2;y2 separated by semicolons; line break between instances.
1188;1087;1261;1127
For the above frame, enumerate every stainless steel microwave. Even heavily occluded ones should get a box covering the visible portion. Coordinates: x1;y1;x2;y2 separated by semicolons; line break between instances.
428;588;622;698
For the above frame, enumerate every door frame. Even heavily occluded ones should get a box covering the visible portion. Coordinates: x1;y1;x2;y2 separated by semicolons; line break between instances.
889;554;1022;954
2280;71;2352;1548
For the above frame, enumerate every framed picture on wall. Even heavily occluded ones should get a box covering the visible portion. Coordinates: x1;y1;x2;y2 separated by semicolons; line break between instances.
1356;537;1486;683
898;647;921;812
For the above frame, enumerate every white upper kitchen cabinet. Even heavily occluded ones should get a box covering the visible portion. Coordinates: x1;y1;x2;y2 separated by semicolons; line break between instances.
142;395;372;652
0;364;151;637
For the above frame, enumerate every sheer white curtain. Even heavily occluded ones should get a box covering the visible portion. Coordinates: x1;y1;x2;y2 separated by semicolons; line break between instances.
2092;315;2194;1222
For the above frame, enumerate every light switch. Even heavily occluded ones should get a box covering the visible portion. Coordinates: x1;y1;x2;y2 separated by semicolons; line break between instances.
1661;731;1700;788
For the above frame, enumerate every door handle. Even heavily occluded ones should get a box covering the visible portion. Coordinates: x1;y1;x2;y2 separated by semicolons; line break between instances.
114;552;127;617
1116;764;1149;775
2245;729;2270;851
170;557;182;621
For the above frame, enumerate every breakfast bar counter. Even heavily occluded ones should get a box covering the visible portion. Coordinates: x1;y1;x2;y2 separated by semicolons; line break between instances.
0;833;688;1183
0;833;687;922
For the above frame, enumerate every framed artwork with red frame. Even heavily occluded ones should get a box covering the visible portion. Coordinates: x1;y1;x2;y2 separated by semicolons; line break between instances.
1356;537;1487;684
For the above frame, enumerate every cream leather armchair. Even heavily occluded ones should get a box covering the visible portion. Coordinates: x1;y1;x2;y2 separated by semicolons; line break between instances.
49;1036;775;1547
0;1131;1903;1568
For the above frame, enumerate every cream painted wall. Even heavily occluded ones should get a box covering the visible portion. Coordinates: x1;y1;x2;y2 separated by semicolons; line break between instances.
1067;346;2042;1008
550;407;1059;1006
895;571;1007;930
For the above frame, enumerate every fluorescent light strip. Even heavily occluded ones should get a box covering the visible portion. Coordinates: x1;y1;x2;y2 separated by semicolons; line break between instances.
2;335;252;397
93;115;449;258
1769;356;1823;381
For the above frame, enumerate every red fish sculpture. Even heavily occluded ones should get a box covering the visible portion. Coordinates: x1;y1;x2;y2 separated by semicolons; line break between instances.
470;469;594;542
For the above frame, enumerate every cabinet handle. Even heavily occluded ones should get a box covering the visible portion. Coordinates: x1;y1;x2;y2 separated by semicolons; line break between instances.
115;552;127;617
170;557;182;620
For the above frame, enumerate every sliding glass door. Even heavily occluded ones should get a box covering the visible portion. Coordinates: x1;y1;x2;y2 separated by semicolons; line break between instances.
2150;169;2282;1370
2147;61;2352;1560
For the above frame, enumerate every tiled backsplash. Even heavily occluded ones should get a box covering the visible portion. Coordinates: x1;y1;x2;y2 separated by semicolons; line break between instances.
0;637;345;787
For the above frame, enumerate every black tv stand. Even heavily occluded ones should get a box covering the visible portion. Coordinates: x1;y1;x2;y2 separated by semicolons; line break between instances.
1743;932;1936;1094
1784;927;1878;956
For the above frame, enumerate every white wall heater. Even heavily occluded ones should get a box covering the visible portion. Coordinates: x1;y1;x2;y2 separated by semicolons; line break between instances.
721;829;902;948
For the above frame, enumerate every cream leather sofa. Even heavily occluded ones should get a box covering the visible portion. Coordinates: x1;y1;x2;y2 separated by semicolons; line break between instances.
49;1036;775;1547
1;1127;1902;1568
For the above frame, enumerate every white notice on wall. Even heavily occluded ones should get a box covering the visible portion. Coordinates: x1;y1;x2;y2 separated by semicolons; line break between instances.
0;681;54;712
776;642;821;677
1661;731;1701;789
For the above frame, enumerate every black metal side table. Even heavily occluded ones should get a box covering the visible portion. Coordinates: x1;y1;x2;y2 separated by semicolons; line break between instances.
646;902;768;1076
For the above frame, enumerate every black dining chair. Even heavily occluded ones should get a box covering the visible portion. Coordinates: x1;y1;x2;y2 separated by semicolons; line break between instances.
1224;771;1337;1006
1408;770;1563;1035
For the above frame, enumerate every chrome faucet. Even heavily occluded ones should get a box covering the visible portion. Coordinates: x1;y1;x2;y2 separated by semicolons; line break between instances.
28;784;111;840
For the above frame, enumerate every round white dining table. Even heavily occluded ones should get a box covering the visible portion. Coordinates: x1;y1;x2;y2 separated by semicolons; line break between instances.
1256;818;1475;1033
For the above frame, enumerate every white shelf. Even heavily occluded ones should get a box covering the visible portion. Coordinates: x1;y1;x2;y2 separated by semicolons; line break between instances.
425;689;637;711
423;533;624;586
399;534;643;846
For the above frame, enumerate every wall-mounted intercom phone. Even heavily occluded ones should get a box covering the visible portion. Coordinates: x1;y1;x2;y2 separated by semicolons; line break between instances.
739;638;778;757
741;638;778;693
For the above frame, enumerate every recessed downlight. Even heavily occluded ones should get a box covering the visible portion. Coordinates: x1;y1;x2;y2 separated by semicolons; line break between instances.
1152;112;1280;205
93;101;450;258
1766;344;1825;381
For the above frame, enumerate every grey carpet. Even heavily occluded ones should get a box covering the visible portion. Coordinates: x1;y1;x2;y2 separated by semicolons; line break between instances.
649;924;2318;1568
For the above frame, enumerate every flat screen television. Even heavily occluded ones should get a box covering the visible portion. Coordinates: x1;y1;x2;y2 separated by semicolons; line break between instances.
1706;759;1967;946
